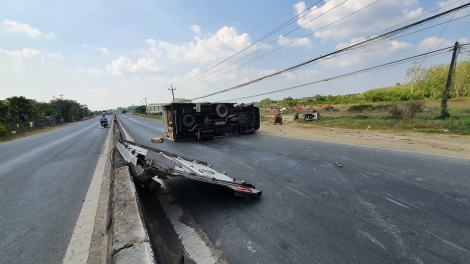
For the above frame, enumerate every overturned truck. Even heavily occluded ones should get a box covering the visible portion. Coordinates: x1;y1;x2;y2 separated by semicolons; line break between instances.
162;102;260;141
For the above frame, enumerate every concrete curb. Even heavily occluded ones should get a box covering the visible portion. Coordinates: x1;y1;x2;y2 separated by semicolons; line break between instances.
108;116;156;263
111;166;155;263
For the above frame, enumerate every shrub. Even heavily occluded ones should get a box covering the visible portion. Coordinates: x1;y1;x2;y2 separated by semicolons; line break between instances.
390;101;424;121
0;124;8;136
347;104;374;112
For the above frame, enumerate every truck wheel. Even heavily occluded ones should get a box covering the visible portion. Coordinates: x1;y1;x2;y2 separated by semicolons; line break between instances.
182;114;196;127
215;104;229;118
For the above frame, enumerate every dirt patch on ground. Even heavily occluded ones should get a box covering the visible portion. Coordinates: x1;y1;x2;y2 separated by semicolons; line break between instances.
258;120;470;159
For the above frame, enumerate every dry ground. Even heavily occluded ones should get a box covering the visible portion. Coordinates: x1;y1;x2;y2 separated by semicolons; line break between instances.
258;119;470;159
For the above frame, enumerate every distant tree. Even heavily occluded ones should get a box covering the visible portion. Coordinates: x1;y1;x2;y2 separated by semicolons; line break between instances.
5;96;35;123
452;60;470;97
5;96;34;113
258;98;278;107
136;105;146;113
34;102;56;116
50;99;81;121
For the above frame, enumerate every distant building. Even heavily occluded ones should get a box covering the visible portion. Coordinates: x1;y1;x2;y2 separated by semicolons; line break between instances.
147;103;165;114
148;99;192;113
172;98;192;103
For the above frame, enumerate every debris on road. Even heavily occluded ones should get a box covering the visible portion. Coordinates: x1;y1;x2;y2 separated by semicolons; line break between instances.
151;137;164;143
117;140;262;199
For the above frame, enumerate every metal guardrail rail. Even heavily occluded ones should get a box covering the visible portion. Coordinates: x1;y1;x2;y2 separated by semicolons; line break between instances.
116;139;262;199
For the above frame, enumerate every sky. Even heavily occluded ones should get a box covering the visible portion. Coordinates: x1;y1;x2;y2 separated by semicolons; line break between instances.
1;0;469;111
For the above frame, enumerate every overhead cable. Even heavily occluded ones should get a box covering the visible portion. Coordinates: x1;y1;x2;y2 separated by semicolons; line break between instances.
221;44;469;102
172;0;325;88
190;3;470;101
177;0;355;90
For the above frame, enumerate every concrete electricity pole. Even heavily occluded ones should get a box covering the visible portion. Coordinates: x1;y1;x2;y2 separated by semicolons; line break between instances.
143;98;148;114
169;85;176;102
441;41;459;118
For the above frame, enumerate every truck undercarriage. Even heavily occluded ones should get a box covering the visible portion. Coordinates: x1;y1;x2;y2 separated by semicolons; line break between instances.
163;102;260;141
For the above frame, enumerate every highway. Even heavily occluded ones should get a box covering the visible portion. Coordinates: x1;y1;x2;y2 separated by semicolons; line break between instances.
0;117;110;264
118;113;470;264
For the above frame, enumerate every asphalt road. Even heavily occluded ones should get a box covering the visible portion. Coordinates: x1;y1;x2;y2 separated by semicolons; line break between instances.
0;117;110;264
118;113;470;264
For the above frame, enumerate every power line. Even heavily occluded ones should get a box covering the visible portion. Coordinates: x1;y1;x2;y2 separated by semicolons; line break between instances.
180;0;458;92
190;3;470;101
142;0;465;101
177;0;356;90
220;44;469;102
142;0;349;100
171;0;325;88
143;12;469;103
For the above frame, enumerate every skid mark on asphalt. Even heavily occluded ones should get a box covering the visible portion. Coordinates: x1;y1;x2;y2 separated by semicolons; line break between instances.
358;229;385;250
285;185;311;200
384;197;412;210
419;228;470;254
350;158;470;207
234;159;255;170
384;193;448;222
358;198;406;255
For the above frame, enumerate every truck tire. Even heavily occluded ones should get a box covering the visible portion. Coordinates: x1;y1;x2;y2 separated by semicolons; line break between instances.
215;104;228;118
182;114;196;127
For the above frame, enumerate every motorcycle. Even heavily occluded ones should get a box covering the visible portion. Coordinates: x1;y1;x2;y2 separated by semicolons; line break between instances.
274;113;282;125
303;112;322;121
100;119;108;128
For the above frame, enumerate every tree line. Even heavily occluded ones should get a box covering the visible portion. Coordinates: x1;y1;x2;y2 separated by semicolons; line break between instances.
255;59;470;107
0;96;95;135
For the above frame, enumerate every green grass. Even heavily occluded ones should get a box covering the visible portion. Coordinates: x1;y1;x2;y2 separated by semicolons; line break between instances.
135;113;163;120
260;97;470;135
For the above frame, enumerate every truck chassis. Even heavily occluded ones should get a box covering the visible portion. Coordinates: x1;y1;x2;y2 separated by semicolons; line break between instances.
162;102;260;141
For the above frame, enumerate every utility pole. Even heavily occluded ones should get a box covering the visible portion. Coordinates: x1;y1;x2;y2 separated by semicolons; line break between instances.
441;41;459;118
169;85;176;103
143;98;148;114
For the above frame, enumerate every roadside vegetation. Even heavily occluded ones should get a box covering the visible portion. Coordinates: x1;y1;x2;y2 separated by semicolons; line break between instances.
0;96;99;142
257;60;470;135
263;98;469;135
133;112;163;121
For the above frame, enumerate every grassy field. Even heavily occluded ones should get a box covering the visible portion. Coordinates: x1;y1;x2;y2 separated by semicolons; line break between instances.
133;113;163;120
261;98;470;135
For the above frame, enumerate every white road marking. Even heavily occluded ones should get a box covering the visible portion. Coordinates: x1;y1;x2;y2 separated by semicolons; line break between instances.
62;120;113;263
117;116;134;141
385;197;412;210
158;182;217;264
358;229;385;250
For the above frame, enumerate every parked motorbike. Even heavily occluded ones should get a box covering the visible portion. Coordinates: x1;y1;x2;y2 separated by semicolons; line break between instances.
303;113;322;121
274;113;282;125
